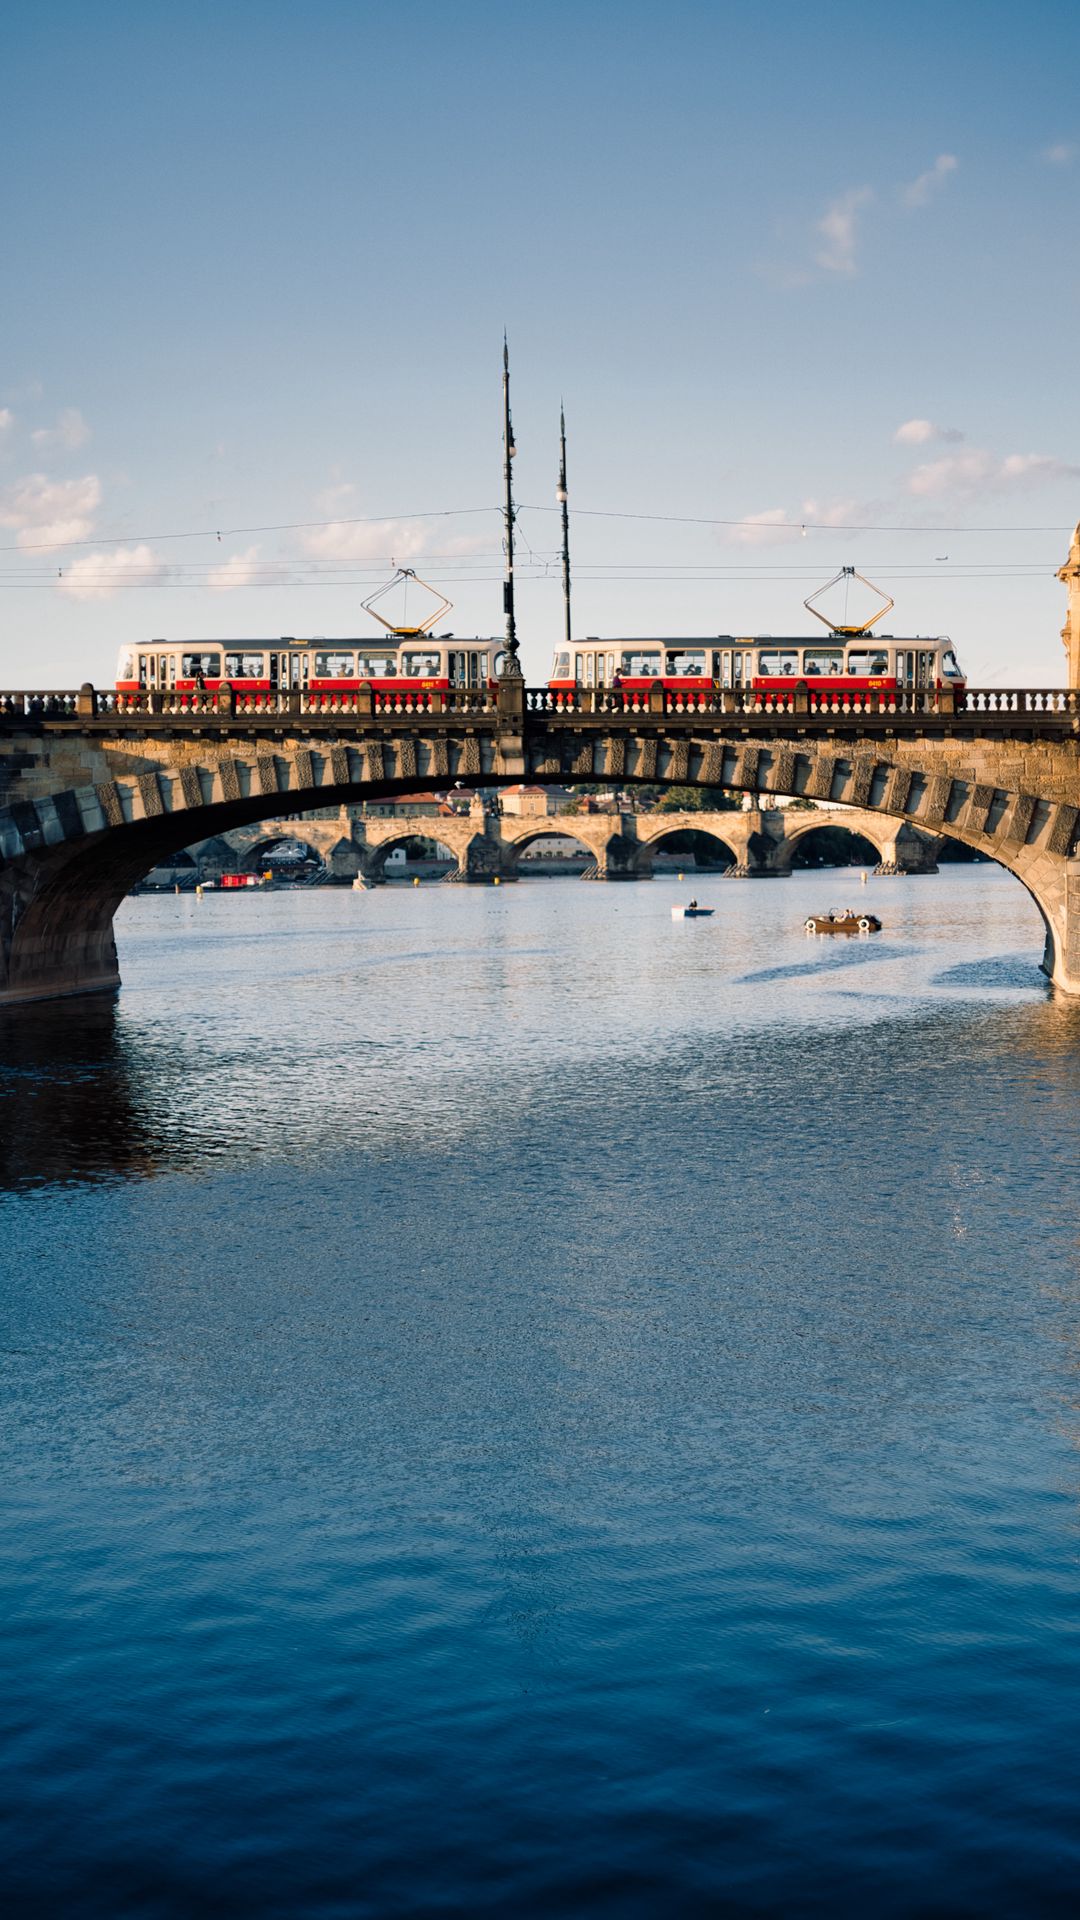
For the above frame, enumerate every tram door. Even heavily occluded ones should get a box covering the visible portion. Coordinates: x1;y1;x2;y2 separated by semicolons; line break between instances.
448;650;468;687
137;652;170;689
898;649;936;689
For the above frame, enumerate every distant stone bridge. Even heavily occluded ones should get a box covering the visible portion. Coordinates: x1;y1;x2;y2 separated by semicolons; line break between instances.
195;804;942;885
2;677;1079;1003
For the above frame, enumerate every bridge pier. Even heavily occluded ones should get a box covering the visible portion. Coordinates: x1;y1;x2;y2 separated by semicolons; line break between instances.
0;844;124;1005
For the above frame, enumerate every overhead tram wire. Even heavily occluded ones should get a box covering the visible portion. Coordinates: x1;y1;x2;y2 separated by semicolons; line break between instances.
2;502;1073;560
518;506;1077;535
0;505;502;556
0;566;1060;591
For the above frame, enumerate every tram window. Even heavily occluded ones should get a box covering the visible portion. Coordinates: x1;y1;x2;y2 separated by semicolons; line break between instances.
846;649;890;676
575;653;584;681
356;653;394;678
225;651;266;679
402;651;440;678
119;651;136;681
314;650;356;678
181;652;221;678
757;650;800;677
942;649;961;678
620;649;662;677
480;653;489;679
803;648;844;676
666;649;706;677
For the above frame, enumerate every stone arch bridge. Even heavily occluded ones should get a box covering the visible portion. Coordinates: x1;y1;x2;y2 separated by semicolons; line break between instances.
192;805;941;885
1;678;1078;1003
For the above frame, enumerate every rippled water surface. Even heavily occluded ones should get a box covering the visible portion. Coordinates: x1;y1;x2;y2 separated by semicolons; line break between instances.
3;868;1080;1915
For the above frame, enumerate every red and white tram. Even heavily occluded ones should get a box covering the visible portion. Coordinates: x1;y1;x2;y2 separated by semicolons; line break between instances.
115;568;500;700
549;568;966;700
548;634;966;698
115;635;496;699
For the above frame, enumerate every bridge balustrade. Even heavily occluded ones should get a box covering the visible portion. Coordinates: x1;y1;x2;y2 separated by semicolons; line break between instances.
35;686;503;720
524;685;1080;719
4;684;1080;727
0;691;82;718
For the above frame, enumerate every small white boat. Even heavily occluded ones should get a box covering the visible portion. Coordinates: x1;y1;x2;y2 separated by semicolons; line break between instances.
671;905;714;919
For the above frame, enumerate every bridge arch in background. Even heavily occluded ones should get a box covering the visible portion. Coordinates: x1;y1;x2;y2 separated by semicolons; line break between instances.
365;829;459;878
634;823;740;872
241;833;327;872
500;824;604;874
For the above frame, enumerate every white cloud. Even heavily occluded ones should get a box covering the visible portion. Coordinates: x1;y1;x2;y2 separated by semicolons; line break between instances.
894;418;965;446
0;471;102;549
208;544;264;590
800;496;877;529
815;186;873;275
303;516;437;563
57;544;168;599
0;408;13;440
31;407;91;452
901;153;958;208
907;448;1079;497
1041;142;1075;166
724;508;802;547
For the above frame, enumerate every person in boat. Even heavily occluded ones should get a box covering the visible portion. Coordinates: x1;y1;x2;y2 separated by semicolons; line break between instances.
688;897;698;910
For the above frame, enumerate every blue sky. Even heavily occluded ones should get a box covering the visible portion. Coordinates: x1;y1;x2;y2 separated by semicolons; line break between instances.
3;0;1079;685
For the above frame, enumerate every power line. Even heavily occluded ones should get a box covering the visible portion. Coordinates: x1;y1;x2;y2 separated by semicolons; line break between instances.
0;505;501;556
1;501;1074;559
520;504;1077;535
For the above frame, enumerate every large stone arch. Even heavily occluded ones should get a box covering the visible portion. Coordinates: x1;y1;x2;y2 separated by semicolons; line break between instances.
0;767;470;1002
4;703;1080;998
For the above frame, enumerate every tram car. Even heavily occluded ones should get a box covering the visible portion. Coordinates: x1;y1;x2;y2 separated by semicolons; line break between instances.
114;568;500;700
548;569;965;700
115;635;497;699
548;634;966;698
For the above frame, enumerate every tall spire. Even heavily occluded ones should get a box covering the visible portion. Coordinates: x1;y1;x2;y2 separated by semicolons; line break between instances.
1059;518;1080;688
557;403;572;654
501;335;519;666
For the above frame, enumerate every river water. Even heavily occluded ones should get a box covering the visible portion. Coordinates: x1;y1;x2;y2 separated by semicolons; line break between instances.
2;867;1079;1916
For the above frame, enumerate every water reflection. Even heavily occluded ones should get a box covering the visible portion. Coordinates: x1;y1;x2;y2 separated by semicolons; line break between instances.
0;873;1077;1195
0;998;158;1190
